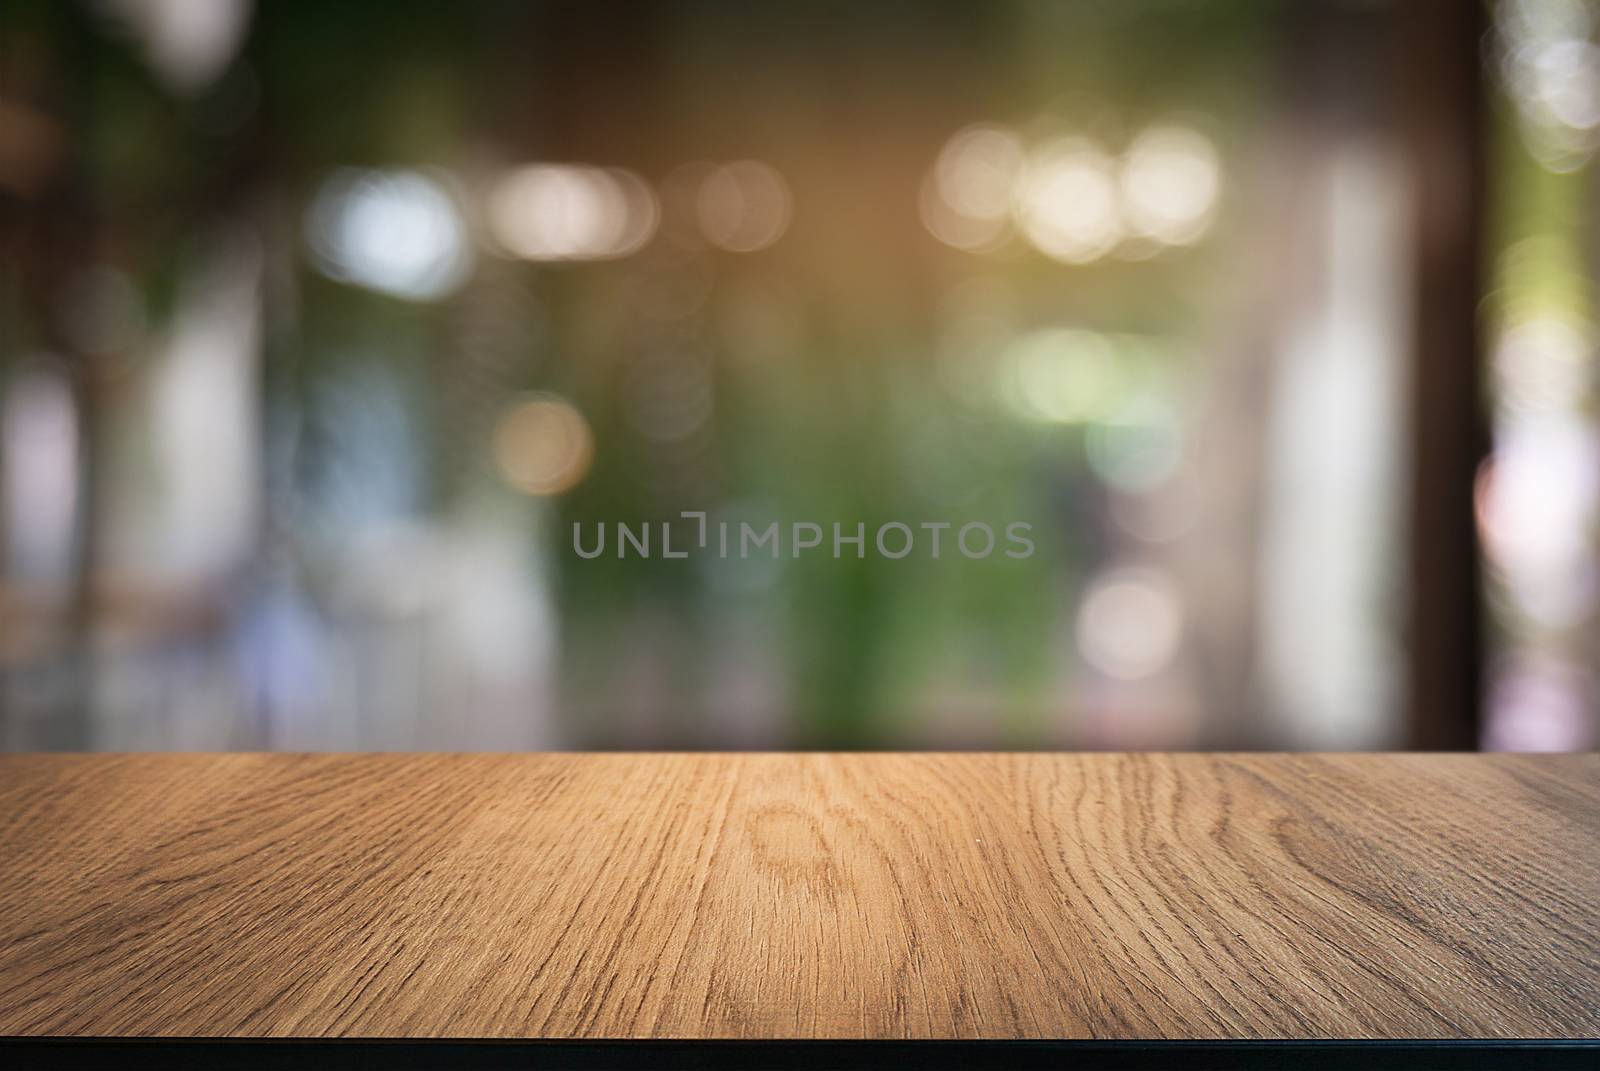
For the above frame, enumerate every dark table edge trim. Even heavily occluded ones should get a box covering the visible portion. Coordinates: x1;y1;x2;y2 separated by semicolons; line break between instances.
4;1037;1598;1069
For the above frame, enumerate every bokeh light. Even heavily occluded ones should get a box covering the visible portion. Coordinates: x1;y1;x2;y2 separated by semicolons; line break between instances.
1076;567;1185;680
922;124;1023;252
1003;327;1117;423
1485;655;1597;751
1087;394;1184;493
920;174;1009;252
1014;137;1122;264
1495;0;1600;169
99;0;254;94
487;164;658;262
696;161;791;252
1491;316;1593;414
492;395;595;496
1475;413;1600;627
305;169;471;300
1119;125;1220;247
623;351;714;444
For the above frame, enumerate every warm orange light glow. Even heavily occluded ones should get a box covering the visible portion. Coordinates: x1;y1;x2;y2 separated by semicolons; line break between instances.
492;395;595;495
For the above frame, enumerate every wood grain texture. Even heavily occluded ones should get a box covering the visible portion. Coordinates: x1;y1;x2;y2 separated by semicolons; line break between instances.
0;753;1595;1039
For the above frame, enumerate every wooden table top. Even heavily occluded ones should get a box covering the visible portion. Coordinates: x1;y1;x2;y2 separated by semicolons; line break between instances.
0;752;1595;1041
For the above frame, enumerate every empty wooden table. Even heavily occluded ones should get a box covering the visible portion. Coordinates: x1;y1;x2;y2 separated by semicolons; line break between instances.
1;753;1596;1066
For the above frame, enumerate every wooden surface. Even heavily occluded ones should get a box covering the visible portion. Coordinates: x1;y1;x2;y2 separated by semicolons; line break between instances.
0;753;1596;1039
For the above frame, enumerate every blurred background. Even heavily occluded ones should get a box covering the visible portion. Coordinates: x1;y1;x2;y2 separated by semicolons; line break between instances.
0;0;1595;752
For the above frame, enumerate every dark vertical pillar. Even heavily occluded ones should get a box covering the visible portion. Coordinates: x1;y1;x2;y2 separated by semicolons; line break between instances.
1399;1;1490;749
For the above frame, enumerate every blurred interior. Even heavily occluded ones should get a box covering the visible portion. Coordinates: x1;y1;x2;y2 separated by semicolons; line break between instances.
1;0;1596;751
